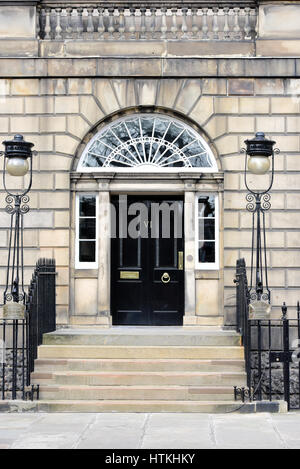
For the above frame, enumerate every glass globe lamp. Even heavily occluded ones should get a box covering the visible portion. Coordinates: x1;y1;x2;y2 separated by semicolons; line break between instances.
244;132;275;175
2;134;34;177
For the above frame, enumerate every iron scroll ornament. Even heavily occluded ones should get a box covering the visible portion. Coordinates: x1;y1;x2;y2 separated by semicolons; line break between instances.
245;192;271;213
5;194;30;215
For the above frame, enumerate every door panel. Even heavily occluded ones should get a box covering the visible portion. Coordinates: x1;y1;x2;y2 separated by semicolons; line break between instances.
111;196;184;326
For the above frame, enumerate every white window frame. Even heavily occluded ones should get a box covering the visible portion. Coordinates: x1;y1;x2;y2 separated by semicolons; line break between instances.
195;192;219;270
75;193;98;269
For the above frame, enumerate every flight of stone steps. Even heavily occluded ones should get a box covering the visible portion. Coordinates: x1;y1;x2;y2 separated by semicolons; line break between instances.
30;327;246;412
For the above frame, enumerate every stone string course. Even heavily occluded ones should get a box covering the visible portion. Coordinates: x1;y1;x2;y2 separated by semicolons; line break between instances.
0;73;299;325
0;57;299;78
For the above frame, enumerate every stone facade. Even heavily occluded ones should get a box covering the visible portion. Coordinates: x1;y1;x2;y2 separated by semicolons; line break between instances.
0;1;299;327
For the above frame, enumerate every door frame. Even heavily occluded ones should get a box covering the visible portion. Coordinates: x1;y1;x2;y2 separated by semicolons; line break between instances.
70;171;224;327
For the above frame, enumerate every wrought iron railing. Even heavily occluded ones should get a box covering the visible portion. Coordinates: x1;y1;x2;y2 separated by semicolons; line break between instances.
27;258;56;378
234;258;300;411
37;2;258;41
0;258;56;400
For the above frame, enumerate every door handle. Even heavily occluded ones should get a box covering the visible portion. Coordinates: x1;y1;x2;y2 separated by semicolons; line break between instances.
161;272;170;284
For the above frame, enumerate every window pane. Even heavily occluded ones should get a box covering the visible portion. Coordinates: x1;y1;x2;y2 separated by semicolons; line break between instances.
79;219;96;240
198;196;215;218
198;219;215;241
198;241;215;263
80;196;96;217
79;241;95;263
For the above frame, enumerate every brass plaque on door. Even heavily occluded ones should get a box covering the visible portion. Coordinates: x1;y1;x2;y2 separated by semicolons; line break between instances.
178;251;183;270
120;271;140;279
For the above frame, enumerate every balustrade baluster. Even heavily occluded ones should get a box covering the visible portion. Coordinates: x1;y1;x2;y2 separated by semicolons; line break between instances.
97;7;105;39
160;8;168;40
44;8;51;40
212;7;219;40
201;8;208;40
140;8;146;39
243;7;251;39
171;8;178;39
77;8;84;39
181;8;188;39
191;8;199;38
87;7;94;37
233;7;242;39
66;7;73;38
108;8;115;39
118;7;125;40
36;7;41;39
252;8;258;38
55;8;62;40
223;7;230;40
129;8;136;40
149;8;156;39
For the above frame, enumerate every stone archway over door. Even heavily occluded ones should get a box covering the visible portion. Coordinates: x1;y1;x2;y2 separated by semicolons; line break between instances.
71;111;223;327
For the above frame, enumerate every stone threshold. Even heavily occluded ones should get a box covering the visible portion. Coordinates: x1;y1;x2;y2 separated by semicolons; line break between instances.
44;326;237;336
0;56;298;78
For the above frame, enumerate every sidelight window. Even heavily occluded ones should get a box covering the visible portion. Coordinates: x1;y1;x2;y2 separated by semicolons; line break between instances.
196;194;219;270
75;194;98;269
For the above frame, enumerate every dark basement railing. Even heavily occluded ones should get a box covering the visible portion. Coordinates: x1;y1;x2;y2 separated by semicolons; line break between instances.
0;258;56;401
234;258;300;411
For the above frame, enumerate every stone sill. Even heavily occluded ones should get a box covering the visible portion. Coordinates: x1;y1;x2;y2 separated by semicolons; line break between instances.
74;269;98;278
195;270;220;280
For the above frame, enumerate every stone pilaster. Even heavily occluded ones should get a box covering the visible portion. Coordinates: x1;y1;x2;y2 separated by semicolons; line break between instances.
183;185;196;322
97;184;112;326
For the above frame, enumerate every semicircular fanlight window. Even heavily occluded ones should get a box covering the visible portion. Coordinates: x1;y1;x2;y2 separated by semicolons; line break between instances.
79;114;217;171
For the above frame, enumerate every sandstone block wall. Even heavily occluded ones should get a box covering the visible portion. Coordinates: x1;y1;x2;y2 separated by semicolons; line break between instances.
0;74;299;324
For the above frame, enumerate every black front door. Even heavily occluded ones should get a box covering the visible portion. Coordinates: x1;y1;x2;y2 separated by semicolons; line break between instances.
111;196;184;325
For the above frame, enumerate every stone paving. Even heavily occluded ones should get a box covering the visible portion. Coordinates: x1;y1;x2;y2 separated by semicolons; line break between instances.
0;412;299;449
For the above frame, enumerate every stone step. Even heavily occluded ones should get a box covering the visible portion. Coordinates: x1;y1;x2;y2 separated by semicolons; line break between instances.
43;328;241;346
38;345;244;360
37;384;235;401
0;399;288;414
31;370;246;386
32;328;245;413
34;358;245;373
21;400;244;413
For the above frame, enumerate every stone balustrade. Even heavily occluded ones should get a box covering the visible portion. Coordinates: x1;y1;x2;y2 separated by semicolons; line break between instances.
37;3;257;41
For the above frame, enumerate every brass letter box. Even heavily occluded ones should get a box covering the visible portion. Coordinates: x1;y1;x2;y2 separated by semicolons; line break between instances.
120;271;140;279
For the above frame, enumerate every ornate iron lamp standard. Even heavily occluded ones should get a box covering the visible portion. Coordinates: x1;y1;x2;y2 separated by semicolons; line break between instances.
241;132;279;318
0;135;35;319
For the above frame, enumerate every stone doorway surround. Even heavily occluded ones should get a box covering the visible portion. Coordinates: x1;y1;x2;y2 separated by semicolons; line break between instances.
70;170;224;327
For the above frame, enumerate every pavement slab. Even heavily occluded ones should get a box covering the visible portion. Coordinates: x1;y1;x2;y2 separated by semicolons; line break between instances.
212;414;285;449
0;411;299;449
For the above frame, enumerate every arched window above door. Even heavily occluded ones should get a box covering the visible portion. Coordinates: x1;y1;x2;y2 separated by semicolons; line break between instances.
77;113;218;172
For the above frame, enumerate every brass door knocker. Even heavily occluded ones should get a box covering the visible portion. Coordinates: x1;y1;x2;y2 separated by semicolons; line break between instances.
161;272;170;284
